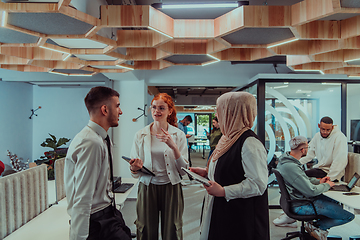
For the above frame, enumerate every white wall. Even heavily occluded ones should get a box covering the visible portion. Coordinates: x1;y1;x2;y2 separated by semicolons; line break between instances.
312;86;342;130
347;86;360;140
32;86;91;160
0;81;33;169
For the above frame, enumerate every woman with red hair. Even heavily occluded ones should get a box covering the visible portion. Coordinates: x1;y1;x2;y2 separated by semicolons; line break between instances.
129;93;188;240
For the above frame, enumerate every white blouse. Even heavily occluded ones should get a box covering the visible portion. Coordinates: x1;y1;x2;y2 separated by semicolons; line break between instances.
200;137;268;240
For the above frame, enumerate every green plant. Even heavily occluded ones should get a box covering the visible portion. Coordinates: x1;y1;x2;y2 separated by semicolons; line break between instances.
35;133;70;180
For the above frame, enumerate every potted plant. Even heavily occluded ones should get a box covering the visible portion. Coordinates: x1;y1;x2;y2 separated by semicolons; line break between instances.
35;133;70;180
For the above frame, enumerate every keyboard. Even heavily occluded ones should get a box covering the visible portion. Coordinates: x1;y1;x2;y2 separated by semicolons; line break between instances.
114;183;134;193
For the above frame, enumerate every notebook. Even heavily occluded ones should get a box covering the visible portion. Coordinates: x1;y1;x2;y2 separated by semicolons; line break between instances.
330;172;360;192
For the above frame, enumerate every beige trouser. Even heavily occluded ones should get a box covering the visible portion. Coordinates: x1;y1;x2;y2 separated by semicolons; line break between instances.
135;182;184;240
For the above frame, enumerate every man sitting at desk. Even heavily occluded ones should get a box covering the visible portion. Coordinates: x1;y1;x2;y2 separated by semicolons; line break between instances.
274;116;348;227
300;116;348;181
276;136;354;240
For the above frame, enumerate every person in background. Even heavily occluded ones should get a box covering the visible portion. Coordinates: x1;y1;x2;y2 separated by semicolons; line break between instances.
276;136;354;240
178;115;193;167
300;116;348;181
274;116;348;228
190;92;269;240
129;93;188;240
0;160;4;176
64;86;131;240
206;116;222;163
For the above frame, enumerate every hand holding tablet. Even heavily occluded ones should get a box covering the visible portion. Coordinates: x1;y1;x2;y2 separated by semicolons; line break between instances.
181;167;211;187
122;156;155;176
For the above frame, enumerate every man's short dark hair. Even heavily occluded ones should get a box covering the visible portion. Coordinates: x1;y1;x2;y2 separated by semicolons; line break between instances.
85;86;119;113
184;115;192;123
320;116;333;125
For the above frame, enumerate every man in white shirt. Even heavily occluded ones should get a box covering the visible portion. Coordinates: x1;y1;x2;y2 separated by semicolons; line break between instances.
300;116;348;181
64;86;131;240
273;116;348;228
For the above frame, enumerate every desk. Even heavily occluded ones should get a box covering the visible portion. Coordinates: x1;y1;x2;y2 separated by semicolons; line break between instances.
323;185;360;214
115;178;138;208
193;139;208;159
4;178;138;240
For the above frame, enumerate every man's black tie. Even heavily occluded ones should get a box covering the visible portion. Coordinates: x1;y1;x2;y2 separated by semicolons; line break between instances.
105;135;116;209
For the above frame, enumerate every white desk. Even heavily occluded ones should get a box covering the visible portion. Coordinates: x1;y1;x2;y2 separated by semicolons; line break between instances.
4;178;138;240
323;185;360;214
115;178;138;208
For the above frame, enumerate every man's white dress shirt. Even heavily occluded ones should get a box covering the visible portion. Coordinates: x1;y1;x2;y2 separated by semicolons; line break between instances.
64;120;113;240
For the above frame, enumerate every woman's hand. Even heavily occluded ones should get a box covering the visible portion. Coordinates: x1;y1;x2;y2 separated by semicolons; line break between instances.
204;181;225;197
156;128;177;150
189;167;207;177
129;158;143;172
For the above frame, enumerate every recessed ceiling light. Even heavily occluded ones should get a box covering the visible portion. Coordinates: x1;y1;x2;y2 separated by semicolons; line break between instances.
162;3;239;9
273;85;289;89
267;38;298;48
296;89;312;93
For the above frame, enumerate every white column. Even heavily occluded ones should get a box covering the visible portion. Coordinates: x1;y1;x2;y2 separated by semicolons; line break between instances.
112;80;148;179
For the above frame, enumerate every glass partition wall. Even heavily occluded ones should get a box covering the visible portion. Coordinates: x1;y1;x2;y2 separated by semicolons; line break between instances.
239;77;360;167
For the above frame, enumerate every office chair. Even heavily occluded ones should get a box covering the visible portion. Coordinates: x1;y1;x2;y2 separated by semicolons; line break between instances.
272;169;325;240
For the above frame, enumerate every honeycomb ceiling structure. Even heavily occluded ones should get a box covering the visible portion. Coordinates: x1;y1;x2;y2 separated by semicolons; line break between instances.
1;0;360;76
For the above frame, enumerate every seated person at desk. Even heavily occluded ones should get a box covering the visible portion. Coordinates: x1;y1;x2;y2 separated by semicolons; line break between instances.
276;136;354;240
206;117;222;162
300;116;348;181
274;116;348;227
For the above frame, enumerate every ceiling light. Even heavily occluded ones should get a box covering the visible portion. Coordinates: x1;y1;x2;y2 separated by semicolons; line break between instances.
39;46;69;54
202;60;219;66
162;3;239;9
307;94;311;97
116;65;134;70
30;81;105;85
284;82;289;84
296;89;312;94
63;54;72;61
207;54;220;61
321;82;340;85
48;71;94;77
273;85;289;89
345;58;360;63
267;38;298;48
49;71;69;76
148;26;173;39
293;69;324;74
1;11;6;27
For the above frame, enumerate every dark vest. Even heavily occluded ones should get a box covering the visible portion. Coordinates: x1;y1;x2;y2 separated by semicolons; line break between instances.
208;130;270;240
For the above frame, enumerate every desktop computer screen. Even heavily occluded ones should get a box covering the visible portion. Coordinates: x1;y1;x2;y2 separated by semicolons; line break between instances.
350;119;360;142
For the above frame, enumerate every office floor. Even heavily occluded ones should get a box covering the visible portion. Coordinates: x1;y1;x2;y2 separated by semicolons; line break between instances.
121;151;360;240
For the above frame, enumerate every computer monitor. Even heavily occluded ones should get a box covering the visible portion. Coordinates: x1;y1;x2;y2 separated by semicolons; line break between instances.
350;120;360;142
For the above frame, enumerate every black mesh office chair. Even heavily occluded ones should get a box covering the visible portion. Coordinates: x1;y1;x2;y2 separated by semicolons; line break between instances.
272;169;324;240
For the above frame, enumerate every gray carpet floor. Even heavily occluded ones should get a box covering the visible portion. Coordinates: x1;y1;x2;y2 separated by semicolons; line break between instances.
121;150;360;239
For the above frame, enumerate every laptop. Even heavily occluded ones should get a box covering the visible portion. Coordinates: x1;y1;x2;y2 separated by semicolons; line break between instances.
330;172;360;192
113;177;134;193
